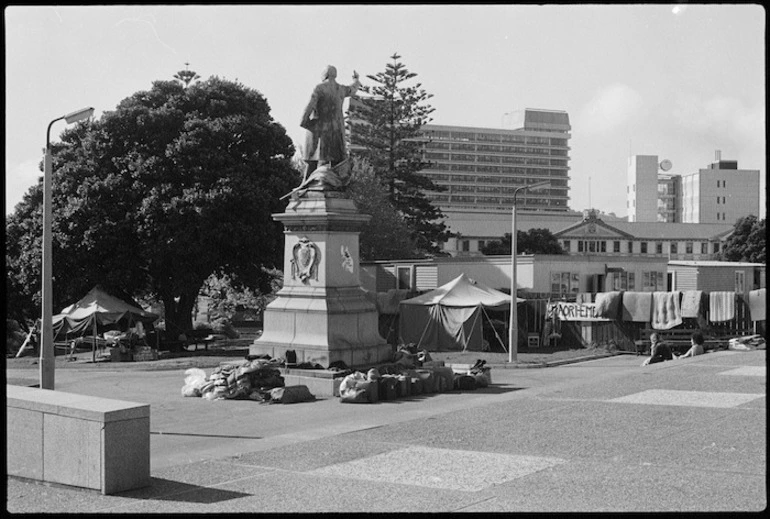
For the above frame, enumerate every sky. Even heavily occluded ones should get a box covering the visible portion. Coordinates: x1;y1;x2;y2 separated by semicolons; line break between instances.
4;4;766;218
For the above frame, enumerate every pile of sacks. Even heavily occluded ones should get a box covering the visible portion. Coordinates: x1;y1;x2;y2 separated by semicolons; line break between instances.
338;359;491;404
181;358;315;403
728;334;766;351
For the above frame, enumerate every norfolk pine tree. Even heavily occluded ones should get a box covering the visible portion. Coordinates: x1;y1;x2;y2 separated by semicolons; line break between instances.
349;53;450;256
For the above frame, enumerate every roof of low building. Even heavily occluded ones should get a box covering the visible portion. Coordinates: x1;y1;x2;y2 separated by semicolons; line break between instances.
668;260;766;268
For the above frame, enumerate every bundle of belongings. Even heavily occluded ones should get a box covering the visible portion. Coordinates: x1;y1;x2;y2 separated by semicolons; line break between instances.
727;334;766;351
338;358;491;404
181;357;315;404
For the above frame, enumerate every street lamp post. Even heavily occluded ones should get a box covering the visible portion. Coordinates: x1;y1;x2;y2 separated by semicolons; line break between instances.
40;107;95;390
508;180;551;364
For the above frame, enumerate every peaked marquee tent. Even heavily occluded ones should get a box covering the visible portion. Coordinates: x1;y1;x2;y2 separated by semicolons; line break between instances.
398;273;524;352
52;286;159;344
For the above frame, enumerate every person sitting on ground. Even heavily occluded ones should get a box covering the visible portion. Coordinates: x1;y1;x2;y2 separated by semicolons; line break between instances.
641;332;673;366
675;331;706;359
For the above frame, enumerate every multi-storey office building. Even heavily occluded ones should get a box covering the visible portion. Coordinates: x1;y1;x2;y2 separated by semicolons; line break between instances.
418;109;572;213
627;154;680;222
679;158;760;224
627;153;760;224
627;155;661;222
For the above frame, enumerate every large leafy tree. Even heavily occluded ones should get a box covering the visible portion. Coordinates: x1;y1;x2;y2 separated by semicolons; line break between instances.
480;228;566;256
719;215;766;263
349;53;450;255
5;75;299;335
347;156;418;260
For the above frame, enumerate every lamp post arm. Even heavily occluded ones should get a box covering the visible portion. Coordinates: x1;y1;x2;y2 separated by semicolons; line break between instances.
46;116;66;149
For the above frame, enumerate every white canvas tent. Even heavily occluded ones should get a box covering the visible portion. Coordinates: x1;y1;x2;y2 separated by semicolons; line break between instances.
398;273;524;352
52;286;159;360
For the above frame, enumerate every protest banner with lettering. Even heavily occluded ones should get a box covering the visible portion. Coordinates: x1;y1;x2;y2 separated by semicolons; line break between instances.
546;302;611;322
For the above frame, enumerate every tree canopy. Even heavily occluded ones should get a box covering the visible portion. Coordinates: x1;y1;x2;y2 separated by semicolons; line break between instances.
719;215;766;263
347;157;418;261
5;75;299;334
349;53;450;255
480;228;566;256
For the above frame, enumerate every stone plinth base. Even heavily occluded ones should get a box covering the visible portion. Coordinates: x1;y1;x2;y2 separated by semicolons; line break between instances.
250;285;392;368
250;192;391;370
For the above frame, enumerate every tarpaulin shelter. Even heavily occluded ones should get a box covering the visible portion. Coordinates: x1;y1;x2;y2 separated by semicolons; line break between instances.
398;273;524;351
52;287;159;359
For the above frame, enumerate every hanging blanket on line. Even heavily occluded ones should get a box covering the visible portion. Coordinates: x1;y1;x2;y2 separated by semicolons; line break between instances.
651;291;682;330
709;291;735;323
680;290;704;319
594;291;622;319
748;288;765;322
621;292;652;322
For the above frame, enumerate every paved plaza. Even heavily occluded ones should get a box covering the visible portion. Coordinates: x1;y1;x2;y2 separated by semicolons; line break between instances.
6;349;766;513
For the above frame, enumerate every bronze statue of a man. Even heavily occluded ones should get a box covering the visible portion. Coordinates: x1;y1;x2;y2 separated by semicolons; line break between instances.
300;65;361;179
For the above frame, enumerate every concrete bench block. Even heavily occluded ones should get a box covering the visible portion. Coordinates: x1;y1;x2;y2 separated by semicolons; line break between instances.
6;385;150;495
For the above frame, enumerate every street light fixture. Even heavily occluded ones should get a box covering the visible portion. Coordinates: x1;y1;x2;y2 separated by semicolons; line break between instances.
40;107;94;390
508;180;551;364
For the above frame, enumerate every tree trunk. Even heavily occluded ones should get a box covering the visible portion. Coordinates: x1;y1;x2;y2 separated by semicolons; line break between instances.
162;291;196;339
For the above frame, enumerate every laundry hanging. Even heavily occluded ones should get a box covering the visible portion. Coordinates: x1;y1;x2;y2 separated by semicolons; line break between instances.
651;291;682;330
709;291;736;323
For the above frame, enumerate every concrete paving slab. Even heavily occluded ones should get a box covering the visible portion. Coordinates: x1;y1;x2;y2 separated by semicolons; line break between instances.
458;458;767;512
608;389;765;408
309;445;566;492
718;366;766;377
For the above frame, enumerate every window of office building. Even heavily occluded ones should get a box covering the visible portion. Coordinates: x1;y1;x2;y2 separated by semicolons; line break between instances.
461;240;470;252
714;242;720;254
701;242;708;254
670;243;678;254
613;241;621;253
562;240;571;252
641;242;648;254
627;241;633;253
551;272;580;294
655;242;663;254
686;242;693;254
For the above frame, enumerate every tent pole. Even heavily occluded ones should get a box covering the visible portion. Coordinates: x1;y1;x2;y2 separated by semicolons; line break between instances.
92;318;97;363
481;306;507;353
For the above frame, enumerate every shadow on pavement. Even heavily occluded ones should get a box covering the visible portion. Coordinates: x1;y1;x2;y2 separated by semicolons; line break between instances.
369;385;524;404
118;477;251;503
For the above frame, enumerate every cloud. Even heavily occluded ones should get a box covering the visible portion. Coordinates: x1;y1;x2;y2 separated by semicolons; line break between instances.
578;83;646;135
672;94;765;150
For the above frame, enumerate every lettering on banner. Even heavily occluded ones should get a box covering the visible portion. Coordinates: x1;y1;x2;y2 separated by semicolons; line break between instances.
546;302;610;322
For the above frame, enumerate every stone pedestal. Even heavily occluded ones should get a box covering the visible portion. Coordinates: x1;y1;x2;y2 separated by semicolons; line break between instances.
250;192;391;369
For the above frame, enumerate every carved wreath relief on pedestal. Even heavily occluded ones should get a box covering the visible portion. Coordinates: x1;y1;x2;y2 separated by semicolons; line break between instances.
291;237;320;283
